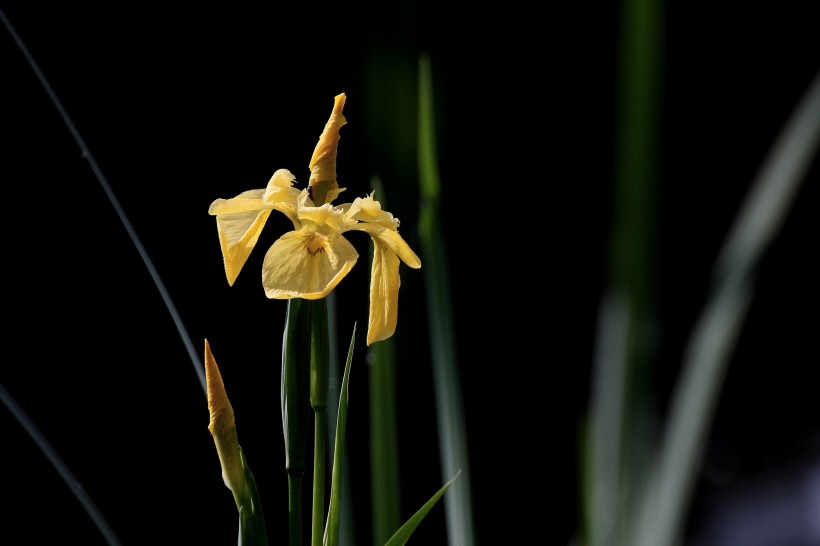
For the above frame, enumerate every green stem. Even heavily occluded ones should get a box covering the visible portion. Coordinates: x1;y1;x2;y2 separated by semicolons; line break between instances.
309;299;330;546
368;337;401;544
288;473;303;546
312;408;328;546
282;299;312;546
367;176;402;546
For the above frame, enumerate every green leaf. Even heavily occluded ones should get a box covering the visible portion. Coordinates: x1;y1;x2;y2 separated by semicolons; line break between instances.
383;470;461;546
323;323;356;546
238;454;269;546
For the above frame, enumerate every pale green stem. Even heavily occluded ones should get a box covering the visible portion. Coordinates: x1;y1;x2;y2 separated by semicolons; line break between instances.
585;0;663;543
632;68;820;546
313;409;328;546
418;53;475;546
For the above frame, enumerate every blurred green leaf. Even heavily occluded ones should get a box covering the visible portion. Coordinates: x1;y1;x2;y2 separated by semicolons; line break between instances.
368;175;402;546
417;52;475;546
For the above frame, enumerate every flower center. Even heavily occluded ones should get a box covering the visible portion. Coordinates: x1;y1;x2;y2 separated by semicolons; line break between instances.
302;232;326;256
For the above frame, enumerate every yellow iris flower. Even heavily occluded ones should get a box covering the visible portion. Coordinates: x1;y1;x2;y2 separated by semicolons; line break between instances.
208;93;421;345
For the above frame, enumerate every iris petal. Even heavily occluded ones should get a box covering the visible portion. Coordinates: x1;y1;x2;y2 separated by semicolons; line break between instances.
367;235;402;345
308;94;347;187
262;229;358;299
208;190;265;215
353;224;422;269
215;208;273;285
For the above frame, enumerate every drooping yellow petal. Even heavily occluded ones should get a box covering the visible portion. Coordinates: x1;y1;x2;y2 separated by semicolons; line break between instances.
352;224;422;269
308;93;347;192
204;339;245;507
209;189;265;214
213;208;273;286
367;236;402;345
262;229;358;299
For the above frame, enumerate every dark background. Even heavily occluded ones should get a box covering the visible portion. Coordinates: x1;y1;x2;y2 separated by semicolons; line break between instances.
2;3;818;545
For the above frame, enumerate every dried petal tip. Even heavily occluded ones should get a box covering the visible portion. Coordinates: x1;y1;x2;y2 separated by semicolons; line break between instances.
332;92;346;114
308;93;348;193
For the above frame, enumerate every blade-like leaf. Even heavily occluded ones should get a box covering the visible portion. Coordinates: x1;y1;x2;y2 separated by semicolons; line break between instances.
323;323;357;546
238;451;269;546
383;471;461;546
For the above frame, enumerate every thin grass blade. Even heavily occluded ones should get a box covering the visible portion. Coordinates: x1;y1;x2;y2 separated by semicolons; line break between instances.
323;323;357;546
0;7;205;395
383;471;461;546
0;382;122;546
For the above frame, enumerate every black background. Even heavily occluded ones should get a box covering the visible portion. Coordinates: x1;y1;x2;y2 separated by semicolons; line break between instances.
2;3;818;545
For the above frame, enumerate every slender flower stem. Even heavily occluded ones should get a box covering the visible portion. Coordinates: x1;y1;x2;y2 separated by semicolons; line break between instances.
313;408;328;546
310;299;331;546
288;474;303;546
368;336;401;544
283;299;312;546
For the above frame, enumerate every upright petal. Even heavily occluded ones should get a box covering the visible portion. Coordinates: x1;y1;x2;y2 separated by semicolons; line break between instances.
263;169;301;208
308;93;347;186
262;230;358;299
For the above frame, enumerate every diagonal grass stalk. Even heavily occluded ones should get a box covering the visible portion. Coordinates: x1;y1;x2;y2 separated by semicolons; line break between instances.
1;9;201;545
0;7;205;396
0;382;122;546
